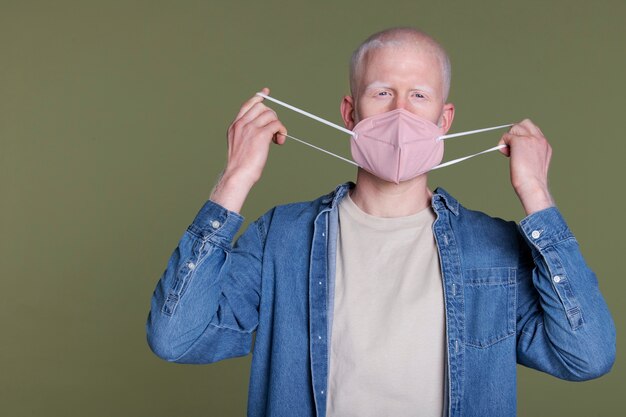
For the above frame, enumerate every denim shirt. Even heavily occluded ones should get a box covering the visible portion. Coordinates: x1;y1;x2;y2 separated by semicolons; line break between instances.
147;182;615;417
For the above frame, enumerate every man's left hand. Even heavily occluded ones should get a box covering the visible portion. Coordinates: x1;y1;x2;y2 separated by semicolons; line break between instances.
498;119;555;215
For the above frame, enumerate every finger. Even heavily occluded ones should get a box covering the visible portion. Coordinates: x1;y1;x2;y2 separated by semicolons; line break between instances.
228;103;265;138
235;87;270;121
518;118;543;137
497;137;510;156
509;120;533;137
235;102;275;129
250;108;280;128
500;131;523;146
273;130;288;145
259;120;287;144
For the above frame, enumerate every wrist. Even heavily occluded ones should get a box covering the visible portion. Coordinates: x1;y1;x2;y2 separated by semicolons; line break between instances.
220;169;257;191
515;184;554;215
209;170;255;214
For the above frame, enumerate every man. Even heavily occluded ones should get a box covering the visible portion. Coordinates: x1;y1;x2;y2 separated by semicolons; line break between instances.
146;28;615;417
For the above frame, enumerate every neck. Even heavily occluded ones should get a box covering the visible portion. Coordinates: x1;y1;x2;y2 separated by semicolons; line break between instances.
350;169;433;217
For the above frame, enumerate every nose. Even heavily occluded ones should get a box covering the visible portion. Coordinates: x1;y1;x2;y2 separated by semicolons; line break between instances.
392;96;408;111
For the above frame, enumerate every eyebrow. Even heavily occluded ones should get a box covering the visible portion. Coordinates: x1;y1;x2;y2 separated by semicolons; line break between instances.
364;81;435;94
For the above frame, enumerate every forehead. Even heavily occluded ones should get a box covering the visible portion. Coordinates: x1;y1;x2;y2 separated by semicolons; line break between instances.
358;45;443;92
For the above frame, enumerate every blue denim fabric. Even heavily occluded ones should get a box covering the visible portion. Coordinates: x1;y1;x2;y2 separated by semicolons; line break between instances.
147;182;615;417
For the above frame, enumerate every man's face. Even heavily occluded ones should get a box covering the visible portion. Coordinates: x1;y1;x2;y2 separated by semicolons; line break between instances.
346;45;451;128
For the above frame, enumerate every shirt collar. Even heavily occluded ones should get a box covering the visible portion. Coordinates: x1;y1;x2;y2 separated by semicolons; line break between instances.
321;181;354;208
322;182;460;217
432;187;460;216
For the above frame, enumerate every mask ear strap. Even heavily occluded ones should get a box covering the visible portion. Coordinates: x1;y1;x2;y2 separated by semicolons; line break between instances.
431;144;508;170
432;123;512;169
256;93;360;166
280;132;360;167
439;124;513;140
257;93;355;136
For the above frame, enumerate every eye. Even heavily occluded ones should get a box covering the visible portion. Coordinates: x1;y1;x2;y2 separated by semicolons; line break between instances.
413;92;426;99
377;91;391;96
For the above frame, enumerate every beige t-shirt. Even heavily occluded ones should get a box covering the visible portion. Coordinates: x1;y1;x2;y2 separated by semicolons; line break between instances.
326;192;445;417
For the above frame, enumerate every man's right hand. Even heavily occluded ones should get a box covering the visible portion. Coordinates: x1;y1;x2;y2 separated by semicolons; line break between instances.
209;87;287;213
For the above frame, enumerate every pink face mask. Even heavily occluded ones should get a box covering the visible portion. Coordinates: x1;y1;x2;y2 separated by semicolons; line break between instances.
257;93;512;184
351;108;444;183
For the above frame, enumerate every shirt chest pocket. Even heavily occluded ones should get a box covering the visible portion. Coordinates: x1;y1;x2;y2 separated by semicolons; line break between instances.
462;267;516;348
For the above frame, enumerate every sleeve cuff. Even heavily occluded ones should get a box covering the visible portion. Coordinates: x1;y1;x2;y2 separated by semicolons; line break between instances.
518;206;575;251
187;199;245;242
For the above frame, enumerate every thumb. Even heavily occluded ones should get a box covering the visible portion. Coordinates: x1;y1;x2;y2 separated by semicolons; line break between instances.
498;135;510;157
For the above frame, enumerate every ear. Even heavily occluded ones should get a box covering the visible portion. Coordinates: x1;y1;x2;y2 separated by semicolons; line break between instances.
340;95;357;130
439;102;455;134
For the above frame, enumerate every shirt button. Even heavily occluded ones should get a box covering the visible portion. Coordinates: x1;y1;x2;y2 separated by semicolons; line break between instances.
321;390;325;395
318;281;322;285
187;262;195;270
318;335;322;340
553;275;562;283
211;220;221;229
531;230;541;239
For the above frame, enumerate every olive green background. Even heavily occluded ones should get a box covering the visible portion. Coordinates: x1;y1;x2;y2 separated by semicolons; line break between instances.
2;0;624;416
